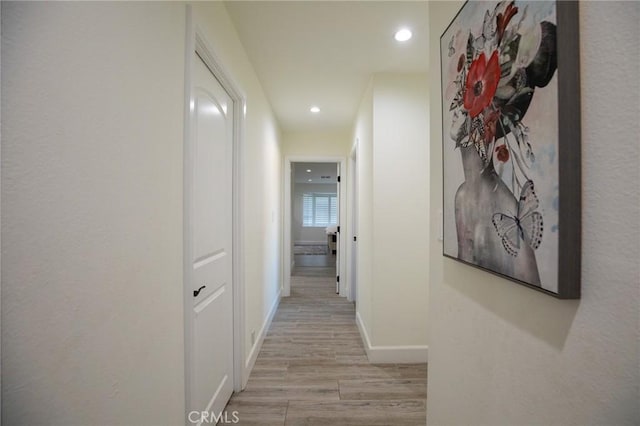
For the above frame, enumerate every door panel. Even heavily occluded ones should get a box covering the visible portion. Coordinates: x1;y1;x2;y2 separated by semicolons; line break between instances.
189;52;234;419
193;286;232;413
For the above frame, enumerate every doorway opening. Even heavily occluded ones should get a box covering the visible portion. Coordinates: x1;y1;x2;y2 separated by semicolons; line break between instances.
291;162;339;281
283;156;347;298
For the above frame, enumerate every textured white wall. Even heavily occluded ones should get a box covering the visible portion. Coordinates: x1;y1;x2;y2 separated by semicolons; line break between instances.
352;74;430;352
371;73;429;347
427;2;640;424
282;131;351;158
2;3;186;424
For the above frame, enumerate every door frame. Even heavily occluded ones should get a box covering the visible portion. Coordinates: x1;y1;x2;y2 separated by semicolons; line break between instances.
283;156;347;297
183;7;247;417
348;139;358;303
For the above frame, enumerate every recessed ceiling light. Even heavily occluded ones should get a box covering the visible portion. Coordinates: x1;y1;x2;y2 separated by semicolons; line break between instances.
310;106;321;113
306;169;312;173
308;179;313;182
395;28;412;42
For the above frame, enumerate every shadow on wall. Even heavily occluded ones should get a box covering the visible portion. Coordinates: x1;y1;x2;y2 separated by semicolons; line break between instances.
444;259;579;350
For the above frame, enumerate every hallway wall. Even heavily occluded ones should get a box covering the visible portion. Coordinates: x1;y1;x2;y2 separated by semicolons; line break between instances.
282;131;351;158
353;73;429;361
371;73;429;349
1;2;282;424
427;2;640;424
2;3;186;424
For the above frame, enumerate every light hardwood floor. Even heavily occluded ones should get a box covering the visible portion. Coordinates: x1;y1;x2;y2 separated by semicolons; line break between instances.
223;257;427;425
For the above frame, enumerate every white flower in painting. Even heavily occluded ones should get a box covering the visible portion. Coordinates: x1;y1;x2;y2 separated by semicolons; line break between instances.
515;22;542;70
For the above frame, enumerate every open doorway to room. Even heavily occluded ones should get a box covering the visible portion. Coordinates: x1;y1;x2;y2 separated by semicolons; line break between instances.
291;162;338;281
283;157;347;298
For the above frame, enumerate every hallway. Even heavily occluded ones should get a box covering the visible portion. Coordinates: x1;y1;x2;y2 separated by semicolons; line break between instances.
2;2;638;424
223;270;427;425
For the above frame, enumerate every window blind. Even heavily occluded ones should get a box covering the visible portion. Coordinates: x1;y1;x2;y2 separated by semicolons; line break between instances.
302;193;337;227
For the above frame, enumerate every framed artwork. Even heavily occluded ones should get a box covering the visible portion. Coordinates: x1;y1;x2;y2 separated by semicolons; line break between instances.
440;1;581;298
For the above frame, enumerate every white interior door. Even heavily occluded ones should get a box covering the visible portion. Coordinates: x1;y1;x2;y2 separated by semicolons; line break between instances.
188;52;234;420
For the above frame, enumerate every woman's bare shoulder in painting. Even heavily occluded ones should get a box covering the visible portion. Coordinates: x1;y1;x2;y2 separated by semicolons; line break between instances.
454;147;540;286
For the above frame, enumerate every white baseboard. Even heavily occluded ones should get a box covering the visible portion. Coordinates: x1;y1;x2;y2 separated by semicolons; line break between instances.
355;312;428;364
243;289;281;387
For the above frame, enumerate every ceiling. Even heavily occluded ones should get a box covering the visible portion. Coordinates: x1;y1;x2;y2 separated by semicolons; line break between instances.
225;1;429;134
293;162;338;184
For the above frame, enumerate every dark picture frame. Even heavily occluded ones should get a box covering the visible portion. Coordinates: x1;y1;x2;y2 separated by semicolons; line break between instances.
440;1;581;299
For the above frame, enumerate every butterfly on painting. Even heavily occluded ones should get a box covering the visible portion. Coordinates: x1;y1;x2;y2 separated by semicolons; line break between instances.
448;35;455;57
474;8;498;51
492;180;544;257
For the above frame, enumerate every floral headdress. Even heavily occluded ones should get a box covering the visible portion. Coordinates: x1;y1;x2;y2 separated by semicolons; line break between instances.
447;1;557;195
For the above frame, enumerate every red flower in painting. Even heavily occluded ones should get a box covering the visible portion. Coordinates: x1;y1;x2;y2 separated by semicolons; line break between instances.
483;109;500;144
497;2;519;45
495;144;510;162
463;51;500;118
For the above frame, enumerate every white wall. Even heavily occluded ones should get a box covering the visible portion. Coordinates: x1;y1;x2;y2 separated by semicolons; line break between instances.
292;183;336;244
427;2;640;424
353;73;430;362
282;131;351;158
371;73;429;348
192;1;283;380
2;3;186;424
1;2;282;424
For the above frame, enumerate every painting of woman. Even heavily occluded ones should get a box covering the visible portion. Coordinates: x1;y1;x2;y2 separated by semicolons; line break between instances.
442;1;561;291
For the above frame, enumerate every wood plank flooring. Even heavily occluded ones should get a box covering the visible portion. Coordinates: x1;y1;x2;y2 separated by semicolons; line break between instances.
223;261;427;425
292;253;336;276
